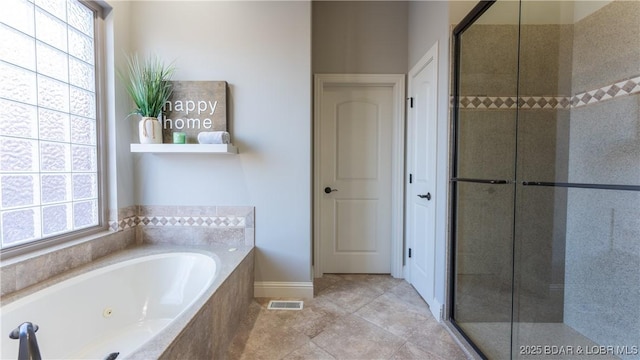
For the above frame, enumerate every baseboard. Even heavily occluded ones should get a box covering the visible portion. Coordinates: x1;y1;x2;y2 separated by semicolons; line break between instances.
430;297;443;321
254;281;314;299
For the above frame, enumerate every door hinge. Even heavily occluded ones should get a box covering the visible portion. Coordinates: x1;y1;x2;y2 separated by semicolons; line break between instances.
407;97;414;108
409;173;413;184
408;248;412;258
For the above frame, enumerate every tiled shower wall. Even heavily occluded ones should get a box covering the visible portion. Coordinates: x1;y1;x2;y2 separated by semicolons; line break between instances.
456;1;640;333
564;0;640;354
456;22;573;323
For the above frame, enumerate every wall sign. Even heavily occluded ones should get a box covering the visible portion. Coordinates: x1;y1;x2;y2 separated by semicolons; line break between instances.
162;81;228;143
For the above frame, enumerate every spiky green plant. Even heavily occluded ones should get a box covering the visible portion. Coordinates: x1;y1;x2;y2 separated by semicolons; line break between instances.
121;54;175;118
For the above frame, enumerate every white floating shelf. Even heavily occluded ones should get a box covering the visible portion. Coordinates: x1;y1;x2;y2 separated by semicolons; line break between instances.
130;143;238;154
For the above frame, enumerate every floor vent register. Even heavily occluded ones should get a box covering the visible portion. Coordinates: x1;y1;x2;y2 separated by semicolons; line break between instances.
267;300;304;311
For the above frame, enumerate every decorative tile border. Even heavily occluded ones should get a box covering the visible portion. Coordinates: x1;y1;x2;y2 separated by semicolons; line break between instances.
108;206;251;231
458;95;571;110
571;76;640;108
139;215;246;227
456;75;640;110
110;215;246;231
109;216;138;232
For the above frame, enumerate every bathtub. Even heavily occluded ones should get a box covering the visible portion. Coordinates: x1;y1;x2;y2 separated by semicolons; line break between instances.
0;252;216;359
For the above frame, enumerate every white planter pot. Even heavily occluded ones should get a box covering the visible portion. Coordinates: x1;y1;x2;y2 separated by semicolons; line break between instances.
138;117;163;144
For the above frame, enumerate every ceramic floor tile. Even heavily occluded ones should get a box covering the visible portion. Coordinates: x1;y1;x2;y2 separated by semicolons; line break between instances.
387;281;432;314
314;274;343;295
227;301;263;359
282;341;337;360
254;297;349;338
228;279;469;360
338;274;404;293
311;314;405;359
229;307;310;360
355;292;438;339
315;279;384;313
290;297;351;338
407;320;468;360
390;342;447;360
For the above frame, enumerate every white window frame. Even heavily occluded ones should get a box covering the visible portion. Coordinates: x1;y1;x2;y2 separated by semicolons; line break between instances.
0;0;108;259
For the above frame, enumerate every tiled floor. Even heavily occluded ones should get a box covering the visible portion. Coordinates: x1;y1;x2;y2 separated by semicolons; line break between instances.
227;274;468;360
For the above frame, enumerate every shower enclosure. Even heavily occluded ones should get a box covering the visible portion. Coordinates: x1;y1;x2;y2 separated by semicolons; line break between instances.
450;1;640;359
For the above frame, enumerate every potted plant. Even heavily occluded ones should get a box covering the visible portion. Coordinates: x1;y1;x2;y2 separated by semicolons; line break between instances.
122;54;175;144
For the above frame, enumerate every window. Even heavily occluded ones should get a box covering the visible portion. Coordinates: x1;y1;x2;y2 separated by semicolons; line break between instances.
0;0;103;251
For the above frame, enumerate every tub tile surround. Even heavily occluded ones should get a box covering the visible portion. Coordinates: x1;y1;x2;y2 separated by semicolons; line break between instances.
1;206;254;298
1;244;255;360
2;205;255;356
128;245;255;360
109;205;252;235
0;228;137;297
137;205;254;247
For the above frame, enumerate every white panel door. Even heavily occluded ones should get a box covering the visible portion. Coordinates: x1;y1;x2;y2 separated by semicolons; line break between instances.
407;46;438;305
319;85;394;273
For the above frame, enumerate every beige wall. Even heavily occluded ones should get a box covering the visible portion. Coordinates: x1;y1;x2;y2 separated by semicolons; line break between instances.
128;1;313;284
313;1;408;74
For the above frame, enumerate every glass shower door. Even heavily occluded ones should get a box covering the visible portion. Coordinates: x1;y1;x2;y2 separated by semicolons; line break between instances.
451;1;520;358
452;1;640;359
512;1;640;359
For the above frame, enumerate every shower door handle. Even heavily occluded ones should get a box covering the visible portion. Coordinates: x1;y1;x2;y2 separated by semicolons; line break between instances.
417;193;431;200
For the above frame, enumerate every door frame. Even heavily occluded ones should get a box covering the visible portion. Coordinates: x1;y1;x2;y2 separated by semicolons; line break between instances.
405;41;440;286
313;74;405;278
405;43;439;316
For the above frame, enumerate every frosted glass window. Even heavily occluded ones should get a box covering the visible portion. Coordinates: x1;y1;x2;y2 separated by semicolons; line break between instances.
41;174;70;203
72;173;95;200
40;142;71;172
2;208;41;245
42;204;70;235
0;137;39;172
73;200;96;229
0;24;36;70
0;0;99;250
68;27;93;65
37;42;69;82
67;0;92;35
69;57;94;91
0;61;37;105
71;145;96;172
0;0;34;36
69;86;95;118
38;75;70;113
1;175;39;208
70;116;95;145
35;0;66;21
39;108;70;142
35;7;67;52
0;99;38;139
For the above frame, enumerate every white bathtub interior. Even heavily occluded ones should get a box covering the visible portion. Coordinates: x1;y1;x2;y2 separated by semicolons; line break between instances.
0;252;216;359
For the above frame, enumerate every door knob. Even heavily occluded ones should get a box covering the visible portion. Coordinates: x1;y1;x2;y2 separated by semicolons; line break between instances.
324;187;338;194
417;193;431;200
